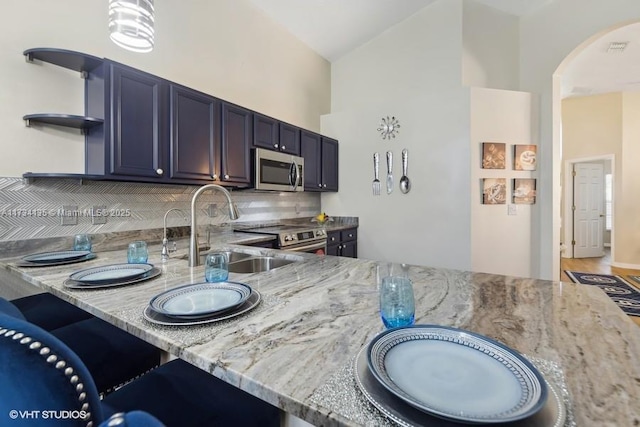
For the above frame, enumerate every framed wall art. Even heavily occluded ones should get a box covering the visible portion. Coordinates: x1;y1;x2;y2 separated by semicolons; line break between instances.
481;142;506;169
513;145;537;171
513;178;536;204
482;178;506;204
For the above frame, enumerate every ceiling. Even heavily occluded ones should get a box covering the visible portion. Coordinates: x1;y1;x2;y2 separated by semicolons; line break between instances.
246;0;554;61
247;0;640;97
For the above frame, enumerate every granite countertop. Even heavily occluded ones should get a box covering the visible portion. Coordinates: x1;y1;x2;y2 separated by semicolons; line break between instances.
1;234;639;426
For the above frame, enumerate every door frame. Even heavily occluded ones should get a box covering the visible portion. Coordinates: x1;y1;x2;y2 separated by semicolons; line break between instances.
563;154;615;259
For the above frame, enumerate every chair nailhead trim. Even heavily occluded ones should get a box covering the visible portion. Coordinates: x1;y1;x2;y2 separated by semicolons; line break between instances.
0;323;95;427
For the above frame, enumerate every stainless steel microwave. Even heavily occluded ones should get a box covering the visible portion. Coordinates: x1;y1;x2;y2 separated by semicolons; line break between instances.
254;148;304;192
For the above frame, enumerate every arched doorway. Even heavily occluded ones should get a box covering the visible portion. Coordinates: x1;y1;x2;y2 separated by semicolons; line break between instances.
552;20;640;279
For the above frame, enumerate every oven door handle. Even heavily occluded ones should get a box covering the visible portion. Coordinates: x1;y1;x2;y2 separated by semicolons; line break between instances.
290;160;299;191
284;241;326;252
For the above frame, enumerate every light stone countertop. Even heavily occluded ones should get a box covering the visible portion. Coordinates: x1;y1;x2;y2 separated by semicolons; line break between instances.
1;234;639;426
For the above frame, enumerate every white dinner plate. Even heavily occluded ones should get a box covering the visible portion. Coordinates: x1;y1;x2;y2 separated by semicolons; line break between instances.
354;345;565;427
149;282;252;319
367;325;548;424
69;263;154;285
23;250;91;263
143;290;261;326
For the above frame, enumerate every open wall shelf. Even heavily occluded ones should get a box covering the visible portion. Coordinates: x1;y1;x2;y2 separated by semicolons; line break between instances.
24;48;103;77
23;114;104;134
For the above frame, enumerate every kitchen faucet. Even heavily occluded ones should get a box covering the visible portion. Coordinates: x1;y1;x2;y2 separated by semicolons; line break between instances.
161;208;187;261
189;184;240;267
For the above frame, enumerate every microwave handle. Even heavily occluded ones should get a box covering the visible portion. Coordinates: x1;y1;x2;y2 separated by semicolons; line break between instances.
290;160;299;191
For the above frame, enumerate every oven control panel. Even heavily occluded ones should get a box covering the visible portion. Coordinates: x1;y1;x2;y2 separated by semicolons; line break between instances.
280;228;326;247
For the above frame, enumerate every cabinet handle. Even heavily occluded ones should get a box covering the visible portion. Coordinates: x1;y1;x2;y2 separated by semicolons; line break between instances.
156;168;163;175
212;174;218;180
273;144;279;149
330;237;335;242
323;184;327;188
224;174;230;180
348;234;353;238
281;145;286;150
318;184;322;188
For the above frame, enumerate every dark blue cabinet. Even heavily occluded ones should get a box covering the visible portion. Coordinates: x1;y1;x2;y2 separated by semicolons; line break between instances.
301;131;338;192
279;122;300;155
23;48;332;188
108;62;167;179
326;228;357;258
169;85;220;181
221;102;252;184
253;113;279;152
253;114;300;156
85;61;168;181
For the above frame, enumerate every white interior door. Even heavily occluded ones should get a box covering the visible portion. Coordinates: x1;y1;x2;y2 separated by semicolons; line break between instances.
573;163;604;258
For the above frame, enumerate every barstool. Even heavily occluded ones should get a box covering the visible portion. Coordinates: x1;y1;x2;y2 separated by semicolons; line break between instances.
0;312;281;427
0;296;161;395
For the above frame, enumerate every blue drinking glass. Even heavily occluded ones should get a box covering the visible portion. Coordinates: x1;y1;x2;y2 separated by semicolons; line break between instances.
127;241;148;263
73;234;92;252
380;276;415;328
205;252;229;283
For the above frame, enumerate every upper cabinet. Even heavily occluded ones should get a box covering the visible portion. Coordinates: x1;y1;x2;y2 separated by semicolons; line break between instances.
221;102;252;184
169;84;220;182
252;113;300;156
300;131;338;192
23;48;335;190
106;62;168;180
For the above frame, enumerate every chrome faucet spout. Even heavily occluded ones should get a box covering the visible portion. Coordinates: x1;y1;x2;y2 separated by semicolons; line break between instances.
162;208;187;261
189;184;240;267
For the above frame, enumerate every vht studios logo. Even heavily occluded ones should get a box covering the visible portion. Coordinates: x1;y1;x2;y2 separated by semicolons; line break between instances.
8;410;89;420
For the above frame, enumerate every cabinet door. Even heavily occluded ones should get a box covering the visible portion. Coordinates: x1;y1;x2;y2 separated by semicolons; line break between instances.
109;63;167;179
321;137;339;191
253;113;279;152
279;123;300;155
340;241;357;258
169;85;220;181
326;243;341;257
300;130;322;191
221;102;252;184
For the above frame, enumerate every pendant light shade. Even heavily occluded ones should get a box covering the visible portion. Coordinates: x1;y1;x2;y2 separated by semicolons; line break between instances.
109;0;155;53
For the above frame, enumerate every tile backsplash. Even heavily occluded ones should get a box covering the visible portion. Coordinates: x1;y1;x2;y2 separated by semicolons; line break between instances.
0;177;320;242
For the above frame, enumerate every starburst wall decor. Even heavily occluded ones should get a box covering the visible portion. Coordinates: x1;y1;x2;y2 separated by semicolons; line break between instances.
377;116;400;140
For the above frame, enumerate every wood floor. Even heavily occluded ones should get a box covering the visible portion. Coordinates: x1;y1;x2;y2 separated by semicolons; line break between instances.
560;247;640;326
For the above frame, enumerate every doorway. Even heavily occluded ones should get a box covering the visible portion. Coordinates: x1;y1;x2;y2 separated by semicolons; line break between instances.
562;155;614;262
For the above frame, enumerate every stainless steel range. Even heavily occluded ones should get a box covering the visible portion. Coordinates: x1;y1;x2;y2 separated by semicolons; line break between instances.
236;225;327;254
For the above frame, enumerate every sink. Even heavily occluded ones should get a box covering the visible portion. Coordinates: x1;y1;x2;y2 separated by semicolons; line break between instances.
176;250;253;264
228;257;296;274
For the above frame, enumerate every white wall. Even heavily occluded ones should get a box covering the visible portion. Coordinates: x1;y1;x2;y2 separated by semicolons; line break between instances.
470;87;538;277
322;0;473;270
0;0;330;177
462;0;520;90
620;92;640;267
519;0;640;279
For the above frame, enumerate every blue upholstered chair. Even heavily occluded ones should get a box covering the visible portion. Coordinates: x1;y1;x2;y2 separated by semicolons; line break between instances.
0;312;281;427
10;292;93;330
0;296;161;395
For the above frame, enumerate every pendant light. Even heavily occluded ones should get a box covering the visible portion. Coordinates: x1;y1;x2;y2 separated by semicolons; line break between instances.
108;0;155;53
